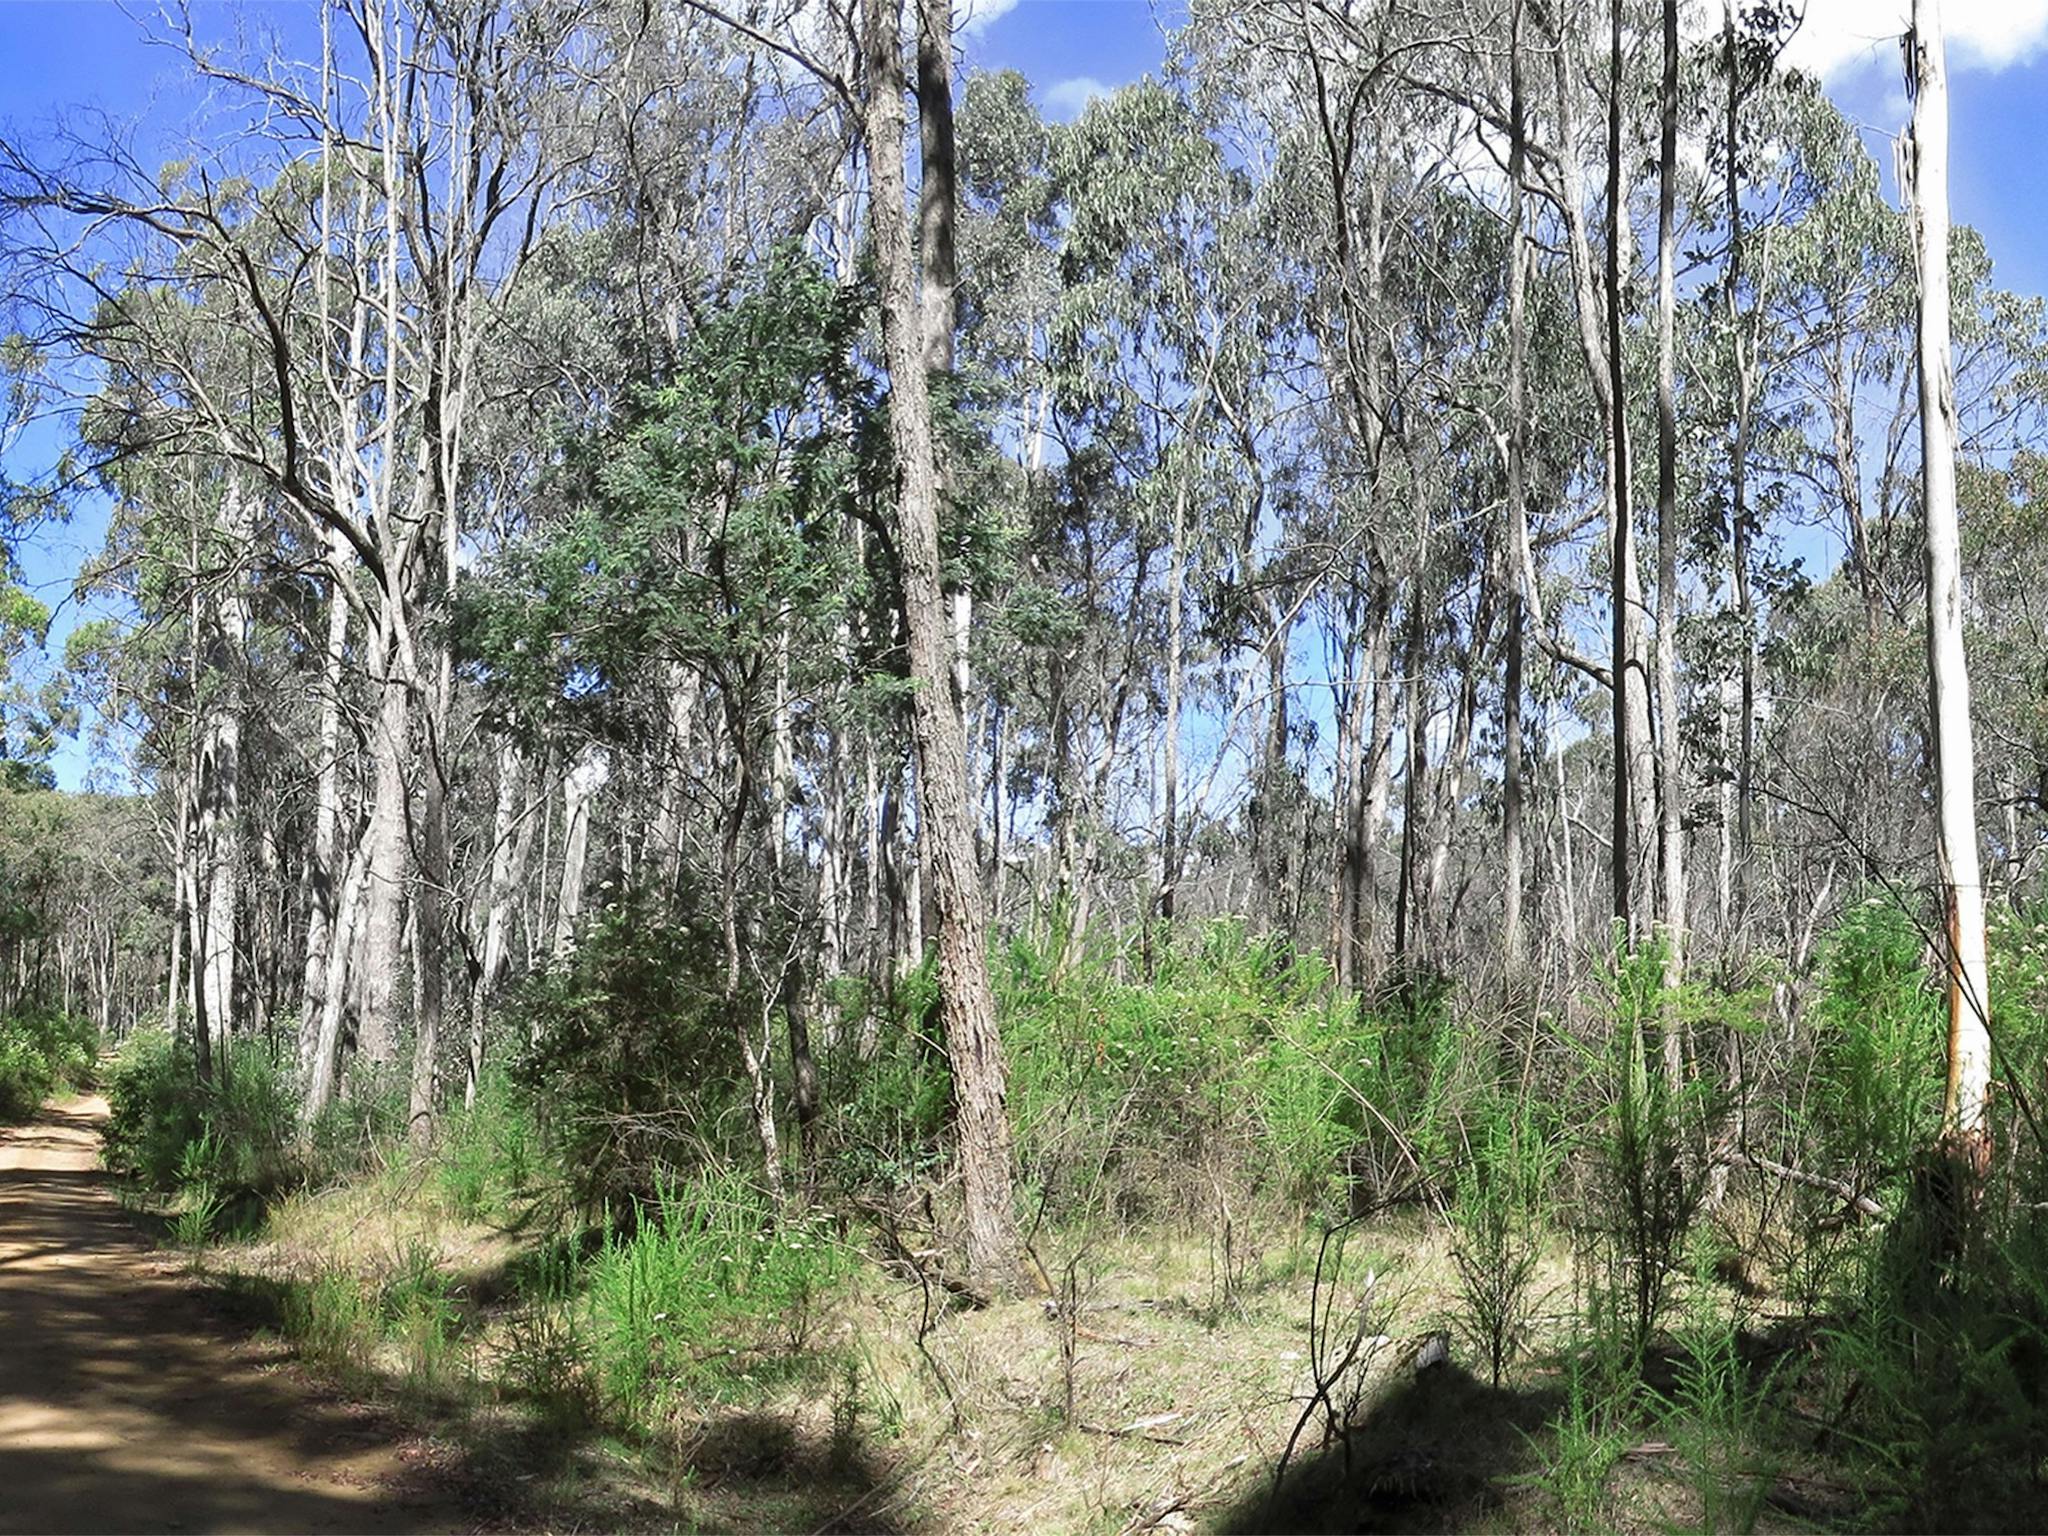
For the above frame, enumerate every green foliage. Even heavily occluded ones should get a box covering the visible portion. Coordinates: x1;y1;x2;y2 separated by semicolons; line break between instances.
815;960;953;1194
1448;1084;1561;1386
509;892;749;1209
503;1243;599;1428
1518;1347;1629;1533
435;1070;543;1222
1658;1286;1786;1535
1817;1163;2048;1532
1807;897;1941;1192
101;1030;297;1198
1576;944;1716;1361
0;1006;95;1120
988;920;1365;1223
379;1239;467;1399
278;1263;376;1376
584;1170;847;1419
457;243;879;744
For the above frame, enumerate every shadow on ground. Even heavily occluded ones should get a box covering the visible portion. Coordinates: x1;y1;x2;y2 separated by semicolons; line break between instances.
1217;1362;1560;1535
209;1254;918;1533
0;1098;463;1535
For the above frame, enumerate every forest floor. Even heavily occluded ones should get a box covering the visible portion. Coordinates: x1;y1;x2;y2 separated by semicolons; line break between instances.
0;1091;1858;1533
0;1094;473;1535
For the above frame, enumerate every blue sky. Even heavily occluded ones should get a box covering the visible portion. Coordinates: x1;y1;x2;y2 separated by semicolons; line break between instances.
3;0;2048;788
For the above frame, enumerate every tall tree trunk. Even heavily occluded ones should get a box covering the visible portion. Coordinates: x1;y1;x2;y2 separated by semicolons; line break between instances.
298;543;351;1068
303;839;370;1123
467;740;535;1106
1503;0;1530;983
1655;0;1688;1087
1910;0;1993;1152
1605;0;1639;944
550;748;608;959
1157;485;1188;929
1725;0;1760;941
409;665;452;1145
358;623;410;1070
863;0;1019;1293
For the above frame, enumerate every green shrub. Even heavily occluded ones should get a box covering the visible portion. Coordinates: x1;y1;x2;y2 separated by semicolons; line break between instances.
1807;898;1941;1196
305;1071;406;1186
1577;944;1714;1360
509;890;752;1209
102;1030;298;1198
0;1007;97;1121
0;1023;55;1121
1449;1085;1561;1386
989;920;1372;1224
585;1168;847;1419
280;1262;376;1375
436;1070;544;1221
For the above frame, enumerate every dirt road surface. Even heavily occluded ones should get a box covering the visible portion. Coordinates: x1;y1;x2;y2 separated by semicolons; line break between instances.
0;1094;469;1535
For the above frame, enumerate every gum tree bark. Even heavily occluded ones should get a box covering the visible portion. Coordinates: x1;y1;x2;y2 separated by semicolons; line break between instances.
1502;0;1529;980
863;0;1020;1293
1605;0;1636;938
1654;0;1688;1083
1909;0;1993;1151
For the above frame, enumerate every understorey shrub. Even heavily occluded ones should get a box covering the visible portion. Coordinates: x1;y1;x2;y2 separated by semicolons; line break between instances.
995;919;1362;1226
509;888;752;1210
0;1007;97;1121
101;1029;298;1198
585;1168;848;1422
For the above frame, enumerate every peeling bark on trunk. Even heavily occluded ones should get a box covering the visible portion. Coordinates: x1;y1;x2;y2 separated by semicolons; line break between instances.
864;0;1019;1292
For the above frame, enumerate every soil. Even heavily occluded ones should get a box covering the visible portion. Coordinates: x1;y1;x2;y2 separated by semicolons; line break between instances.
0;1093;472;1535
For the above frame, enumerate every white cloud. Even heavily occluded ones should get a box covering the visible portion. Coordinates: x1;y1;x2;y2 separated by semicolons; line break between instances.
957;0;1023;38
1782;0;2048;82
1042;74;1111;119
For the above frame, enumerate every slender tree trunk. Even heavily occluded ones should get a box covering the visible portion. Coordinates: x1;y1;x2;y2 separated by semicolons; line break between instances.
1726;0;1760;939
1910;0;1993;1151
298;544;351;1066
1503;0;1530;983
466;740;534;1106
863;0;1019;1292
358;622;410;1069
1158;485;1187;929
302;839;370;1123
551;748;608;959
409;670;452;1145
1606;0;1638;944
1655;0;1688;1088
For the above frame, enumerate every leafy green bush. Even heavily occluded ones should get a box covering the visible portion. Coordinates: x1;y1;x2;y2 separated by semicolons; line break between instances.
1819;1169;2048;1531
1576;944;1715;1360
0;1007;97;1121
101;1030;298;1197
509;892;751;1209
0;1023;55;1121
1806;898;1940;1195
990;921;1368;1223
1449;1085;1561;1385
436;1070;545;1221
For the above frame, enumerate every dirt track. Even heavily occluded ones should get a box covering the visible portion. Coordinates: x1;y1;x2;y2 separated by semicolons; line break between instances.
0;1094;468;1535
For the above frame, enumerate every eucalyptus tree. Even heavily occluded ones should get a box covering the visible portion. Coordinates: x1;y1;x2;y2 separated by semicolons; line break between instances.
861;0;1020;1290
1042;80;1276;941
1907;0;1991;1154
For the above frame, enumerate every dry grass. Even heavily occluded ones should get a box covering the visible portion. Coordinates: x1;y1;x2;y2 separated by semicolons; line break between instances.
200;1171;1831;1535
